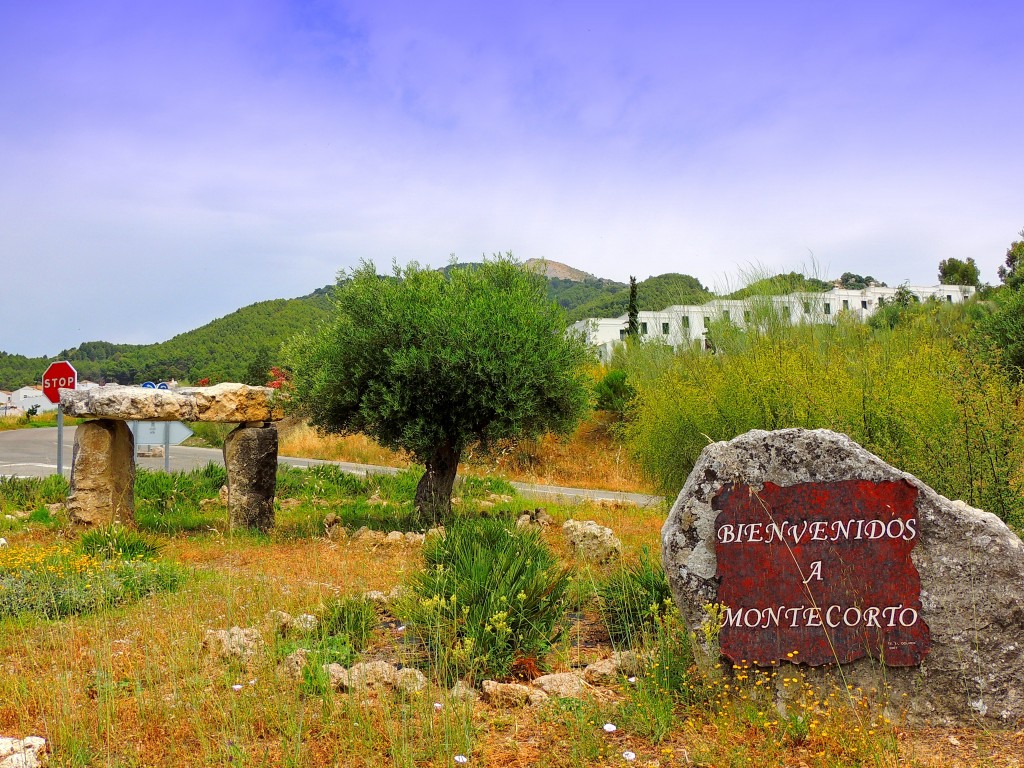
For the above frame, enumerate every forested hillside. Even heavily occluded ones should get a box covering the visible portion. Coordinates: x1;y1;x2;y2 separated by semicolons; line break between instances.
564;273;712;321
0;288;334;390
0;265;837;391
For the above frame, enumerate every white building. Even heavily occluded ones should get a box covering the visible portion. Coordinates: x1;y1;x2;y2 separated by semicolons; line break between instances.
574;283;976;362
10;385;56;414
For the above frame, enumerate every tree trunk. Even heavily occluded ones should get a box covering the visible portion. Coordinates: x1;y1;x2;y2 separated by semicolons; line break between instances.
414;441;461;525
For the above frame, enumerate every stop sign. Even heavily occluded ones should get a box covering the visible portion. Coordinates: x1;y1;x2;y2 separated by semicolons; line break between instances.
42;361;78;404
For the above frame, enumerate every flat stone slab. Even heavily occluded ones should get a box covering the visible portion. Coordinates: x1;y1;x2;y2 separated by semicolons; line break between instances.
60;383;284;423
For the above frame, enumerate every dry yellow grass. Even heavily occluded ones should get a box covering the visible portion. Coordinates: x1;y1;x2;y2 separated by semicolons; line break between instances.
278;412;652;494
2;474;1019;766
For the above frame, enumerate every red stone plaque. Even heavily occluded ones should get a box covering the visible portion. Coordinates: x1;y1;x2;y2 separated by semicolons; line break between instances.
713;479;930;667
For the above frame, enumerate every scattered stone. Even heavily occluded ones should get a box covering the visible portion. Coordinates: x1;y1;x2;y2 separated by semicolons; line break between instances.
481;680;531;707
527;688;550;706
662;427;1024;727
562;519;622;563
425;526;445;540
478;500;495;510
199;498;221;511
323;512;340;533
60;382;284;423
351;526;386;543
517;508;553;530
202;627;264;663
582;651;643;684
366;493;386;507
266;610;293;635
0;539;7;549
66;419;135;526
137;445;165;458
363;590;389;605
45;502;64;515
223;423;277;532
219;485;229;505
404;531;425;545
291;614;319;634
341;661;399;691
278;497;301;510
325;663;347;690
488;493;514;504
279;649;309;681
394;667;429;694
388;585;407;602
450;681;480;702
385;531;405;544
0;736;46;768
532;672;589;699
583;658;619;684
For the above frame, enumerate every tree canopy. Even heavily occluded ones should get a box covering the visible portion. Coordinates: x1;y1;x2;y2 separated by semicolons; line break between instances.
938;257;981;286
998;229;1024;291
289;255;592;521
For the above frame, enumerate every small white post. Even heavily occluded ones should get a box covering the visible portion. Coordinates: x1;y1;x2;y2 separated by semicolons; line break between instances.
57;406;64;477
164;422;171;472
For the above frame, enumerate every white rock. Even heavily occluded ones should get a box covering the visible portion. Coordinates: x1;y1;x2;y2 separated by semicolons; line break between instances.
532;672;589;699
202;627;264;663
291;614;319;634
562;519;622;563
394;667;428;693
0;736;46;768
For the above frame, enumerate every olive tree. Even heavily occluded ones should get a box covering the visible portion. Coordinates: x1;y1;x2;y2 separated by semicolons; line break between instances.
289;255;592;522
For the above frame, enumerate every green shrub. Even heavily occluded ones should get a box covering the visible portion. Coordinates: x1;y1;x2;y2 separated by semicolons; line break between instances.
0;474;69;514
319;595;378;652
275;464;368;500
78;526;163;561
0;544;184;620
618;606;710;742
625;302;1024;529
397;517;571;684
597;547;672;647
185;422;234;448
593;368;635;417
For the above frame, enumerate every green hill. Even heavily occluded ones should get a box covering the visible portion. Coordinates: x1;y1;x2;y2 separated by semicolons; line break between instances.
0;288;335;390
565;273;712;322
0;265;850;391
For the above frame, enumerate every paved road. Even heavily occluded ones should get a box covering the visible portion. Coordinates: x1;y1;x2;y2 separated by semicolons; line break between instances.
0;427;664;507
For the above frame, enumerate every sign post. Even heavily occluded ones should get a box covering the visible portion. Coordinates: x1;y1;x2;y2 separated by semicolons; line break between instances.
42;361;77;477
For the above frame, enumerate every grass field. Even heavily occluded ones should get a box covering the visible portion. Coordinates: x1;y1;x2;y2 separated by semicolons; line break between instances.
1;466;1020;767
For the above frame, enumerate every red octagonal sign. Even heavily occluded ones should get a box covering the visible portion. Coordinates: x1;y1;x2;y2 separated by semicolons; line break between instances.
42;361;78;404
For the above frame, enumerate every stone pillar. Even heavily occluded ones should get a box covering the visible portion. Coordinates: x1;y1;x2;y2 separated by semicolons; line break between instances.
67;419;135;526
223;422;278;531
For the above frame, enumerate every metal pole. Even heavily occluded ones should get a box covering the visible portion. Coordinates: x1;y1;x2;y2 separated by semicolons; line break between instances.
57;406;64;477
164;422;170;472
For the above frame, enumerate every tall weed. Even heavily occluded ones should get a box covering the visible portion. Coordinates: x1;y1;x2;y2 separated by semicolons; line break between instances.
396;517;571;684
625;301;1024;528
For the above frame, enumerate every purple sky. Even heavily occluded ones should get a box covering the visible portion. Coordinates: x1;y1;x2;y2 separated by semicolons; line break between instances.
2;0;1022;356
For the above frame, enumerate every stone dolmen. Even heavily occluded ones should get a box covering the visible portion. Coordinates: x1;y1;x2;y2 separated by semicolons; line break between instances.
60;383;283;531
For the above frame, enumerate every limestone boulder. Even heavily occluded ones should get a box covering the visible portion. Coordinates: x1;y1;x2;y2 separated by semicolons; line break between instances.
224;424;278;531
60;383;284;423
532;672;589;698
562;519;622;563
481;680;531;707
67;419;135;526
0;736;46;768
203;627;264;663
662;428;1024;727
450;681;480;702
